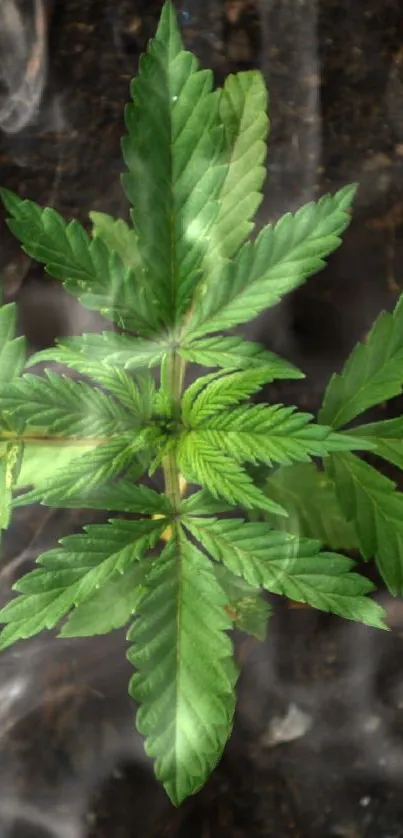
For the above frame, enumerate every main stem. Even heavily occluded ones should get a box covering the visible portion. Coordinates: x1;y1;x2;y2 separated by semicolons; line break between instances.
162;349;186;513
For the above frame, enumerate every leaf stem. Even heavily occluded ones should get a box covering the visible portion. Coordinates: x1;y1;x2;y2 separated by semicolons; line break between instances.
162;349;186;512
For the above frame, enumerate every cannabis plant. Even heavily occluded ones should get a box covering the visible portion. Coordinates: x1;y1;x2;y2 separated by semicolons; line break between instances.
0;0;401;806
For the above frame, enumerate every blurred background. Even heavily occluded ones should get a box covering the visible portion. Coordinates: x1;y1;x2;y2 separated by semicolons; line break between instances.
1;1;403;836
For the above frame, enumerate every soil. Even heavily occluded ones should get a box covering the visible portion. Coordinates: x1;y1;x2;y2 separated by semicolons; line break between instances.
1;1;403;836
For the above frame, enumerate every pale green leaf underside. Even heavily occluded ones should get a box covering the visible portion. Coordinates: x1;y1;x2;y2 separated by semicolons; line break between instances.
262;462;358;550
0;443;22;532
0;304;26;387
320;296;403;428
13;434;152;508
0;188;157;336
185;184;357;339
327;451;403;596
0;518;164;648
0;305;26;538
29;331;169;373
14;442;102;489
89;211;141;271
127;527;238;806
203;70;269;265
184;516;386;629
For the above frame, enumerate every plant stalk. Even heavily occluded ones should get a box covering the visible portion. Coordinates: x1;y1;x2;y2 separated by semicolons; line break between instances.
162;349;186;513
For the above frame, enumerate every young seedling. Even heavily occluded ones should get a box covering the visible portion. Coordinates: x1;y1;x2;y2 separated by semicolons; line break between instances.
0;0;401;805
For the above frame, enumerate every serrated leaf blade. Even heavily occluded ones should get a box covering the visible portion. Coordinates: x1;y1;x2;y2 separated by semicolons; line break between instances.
127;527;238;805
184;516;386;629
327;451;403;596
0;517;164;648
89;211;141;271
177;431;287;515
205;70;269;263
0;189;158;335
320;296;403;428
185;184;356;339
122;1;227;323
213;563;271;640
181;367;277;425
347;417;403;470
262;462;358;549
179;335;303;376
60;560;149;637
13;433;155;508
0;372;133;437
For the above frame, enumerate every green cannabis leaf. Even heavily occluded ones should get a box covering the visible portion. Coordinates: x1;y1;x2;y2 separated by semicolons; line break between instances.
0;304;26;538
0;372;133;437
183;516;385;628
122;1;227;323
89;211;141;270
60;561;149;638
203;70;269;265
261;462;358;550
178;335;302;375
29;332;169;373
320;296;403;428
213;563;271;641
127;526;238;806
13;434;155;509
0;189;158;336
0;0;392;808
327;452;403;596
185;184;356;340
347;416;403;470
0;518;165;649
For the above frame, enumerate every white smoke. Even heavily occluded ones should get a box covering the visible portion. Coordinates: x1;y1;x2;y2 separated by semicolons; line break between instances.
0;0;47;133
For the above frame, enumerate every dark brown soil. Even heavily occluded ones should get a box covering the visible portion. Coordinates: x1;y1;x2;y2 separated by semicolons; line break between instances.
1;1;403;836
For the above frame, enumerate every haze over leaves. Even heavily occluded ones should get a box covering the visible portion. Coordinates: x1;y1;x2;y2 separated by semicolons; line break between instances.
0;0;390;807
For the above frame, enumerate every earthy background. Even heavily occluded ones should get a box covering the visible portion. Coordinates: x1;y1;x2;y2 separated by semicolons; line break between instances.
1;1;403;836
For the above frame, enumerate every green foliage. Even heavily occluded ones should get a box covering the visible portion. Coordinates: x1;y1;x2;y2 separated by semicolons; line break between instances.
13;434;155;507
0;372;133;437
318;295;403;596
179;335;302;375
183;516;385;628
0;304;26;539
127;527;238;806
89;211;141;270
261;462;358;550
0;303;26;388
184;184;356;340
212;563;271;641
60;561;149;638
320;295;403;428
203;70;268;265
121;1;227;323
0;190;158;336
177;431;288;515
326;453;403;596
0;0;397;807
0;518;165;648
348;416;403;470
